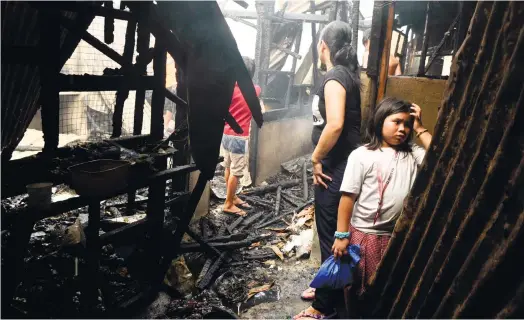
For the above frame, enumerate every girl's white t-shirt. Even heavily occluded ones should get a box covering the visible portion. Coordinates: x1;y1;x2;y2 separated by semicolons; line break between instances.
340;144;426;235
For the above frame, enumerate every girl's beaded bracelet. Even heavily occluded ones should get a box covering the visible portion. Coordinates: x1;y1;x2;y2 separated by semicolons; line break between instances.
334;231;350;239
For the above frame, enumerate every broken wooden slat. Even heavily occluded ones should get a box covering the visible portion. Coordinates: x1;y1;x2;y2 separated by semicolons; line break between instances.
274;186;282;217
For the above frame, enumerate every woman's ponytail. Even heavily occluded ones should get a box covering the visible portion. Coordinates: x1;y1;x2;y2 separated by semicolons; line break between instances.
334;43;359;73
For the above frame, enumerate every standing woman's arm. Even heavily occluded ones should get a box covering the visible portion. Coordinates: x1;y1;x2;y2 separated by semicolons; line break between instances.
311;80;347;188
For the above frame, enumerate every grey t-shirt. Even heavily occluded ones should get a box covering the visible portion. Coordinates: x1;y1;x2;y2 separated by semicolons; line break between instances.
340;144;426;235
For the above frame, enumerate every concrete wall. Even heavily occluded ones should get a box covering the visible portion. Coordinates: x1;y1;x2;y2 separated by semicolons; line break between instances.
255;116;313;185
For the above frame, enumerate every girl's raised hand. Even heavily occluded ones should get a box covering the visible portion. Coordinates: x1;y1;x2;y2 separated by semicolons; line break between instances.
410;103;424;131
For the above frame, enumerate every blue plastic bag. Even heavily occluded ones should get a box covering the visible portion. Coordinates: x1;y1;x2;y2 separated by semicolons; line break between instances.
309;244;361;289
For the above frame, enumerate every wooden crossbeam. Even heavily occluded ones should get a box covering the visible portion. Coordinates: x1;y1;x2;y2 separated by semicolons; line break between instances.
58;74;157;92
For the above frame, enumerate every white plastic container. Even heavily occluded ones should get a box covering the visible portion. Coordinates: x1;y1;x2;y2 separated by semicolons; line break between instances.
26;182;53;209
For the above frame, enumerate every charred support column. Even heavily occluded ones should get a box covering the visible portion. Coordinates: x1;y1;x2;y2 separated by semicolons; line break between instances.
39;9;60;154
284;23;303;108
146;36;168;284
250;1;273;183
366;1;389;111
377;1;395;103
351;1;360;48
310;1;320;90
417;1;431;76
83;200;101;310
112;18;137;138
133;19;151;135
171;62;190;193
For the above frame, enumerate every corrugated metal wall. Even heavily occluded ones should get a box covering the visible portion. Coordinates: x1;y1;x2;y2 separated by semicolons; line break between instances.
366;2;524;318
1;2;97;162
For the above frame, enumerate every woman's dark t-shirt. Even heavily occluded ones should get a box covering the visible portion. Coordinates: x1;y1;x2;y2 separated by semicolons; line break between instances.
311;65;361;169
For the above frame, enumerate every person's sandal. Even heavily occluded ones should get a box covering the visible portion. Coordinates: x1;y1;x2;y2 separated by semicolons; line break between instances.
293;309;336;320
300;287;316;301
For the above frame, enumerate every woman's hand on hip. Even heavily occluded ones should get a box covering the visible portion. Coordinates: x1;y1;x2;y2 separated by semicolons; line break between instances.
331;238;350;259
312;159;332;189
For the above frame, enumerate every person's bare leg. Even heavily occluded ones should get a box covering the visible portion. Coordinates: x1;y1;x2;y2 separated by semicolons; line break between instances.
223;172;245;215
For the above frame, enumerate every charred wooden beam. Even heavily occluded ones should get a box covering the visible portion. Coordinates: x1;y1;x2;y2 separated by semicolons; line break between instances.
39;9;61;154
284;23;303;108
30;2;133;20
282;191;302;207
376;1;395;103
302;160;309;201
275;186;282;216
1;46;39;65
112;18;137;138
238;212;265;232
178;234;271;253
227;215;245;234
2;165;199;227
239;195;274;208
223;9;329;23
424;13;460;74
82;201;101;308
310;1;320;88
351;1;360;47
58;74;156;91
255;199;314;229
150;38;167;140
270;43;302;60
224;112;244;135
133;26;151;135
417;2;432;76
103;1;115;44
242;178;313;196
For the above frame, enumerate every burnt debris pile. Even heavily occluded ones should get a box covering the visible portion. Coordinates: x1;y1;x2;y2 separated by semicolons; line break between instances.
1;152;316;318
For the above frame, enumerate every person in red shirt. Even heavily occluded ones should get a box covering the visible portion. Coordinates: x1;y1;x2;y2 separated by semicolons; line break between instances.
221;56;262;216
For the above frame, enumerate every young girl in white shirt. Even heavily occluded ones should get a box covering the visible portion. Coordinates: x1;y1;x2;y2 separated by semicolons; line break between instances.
331;97;433;316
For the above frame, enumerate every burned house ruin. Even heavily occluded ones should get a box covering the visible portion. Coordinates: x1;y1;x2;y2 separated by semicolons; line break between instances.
1;0;524;319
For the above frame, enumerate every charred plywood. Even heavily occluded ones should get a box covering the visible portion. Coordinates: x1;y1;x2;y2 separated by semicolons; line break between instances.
366;2;524;318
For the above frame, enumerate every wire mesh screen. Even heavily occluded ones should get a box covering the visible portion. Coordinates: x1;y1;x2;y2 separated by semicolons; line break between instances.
15;7;177;159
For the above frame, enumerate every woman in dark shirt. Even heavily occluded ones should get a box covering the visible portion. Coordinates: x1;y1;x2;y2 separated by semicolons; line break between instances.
296;20;361;319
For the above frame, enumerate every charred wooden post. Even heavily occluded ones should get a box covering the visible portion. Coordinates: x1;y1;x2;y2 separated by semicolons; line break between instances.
310;1;320;88
417;2;431;76
150;39;167;141
377;1;395;103
1;218;36;314
425;13;459;74
302;159;308;201
103;1;115;44
351;0;360;47
400;25;411;74
284;23;303;108
133;21;151;135
112;18;137;138
366;1;389;110
39;8;60;154
275;186;282;216
83;200;102;309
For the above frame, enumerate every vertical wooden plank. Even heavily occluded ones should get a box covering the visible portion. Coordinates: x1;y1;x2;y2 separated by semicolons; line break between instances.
112;18;136;138
417;2;431;76
83;201;101;310
39;8;60;154
376;1;395;103
351;0;360;48
133;22;151;136
150;39;167;141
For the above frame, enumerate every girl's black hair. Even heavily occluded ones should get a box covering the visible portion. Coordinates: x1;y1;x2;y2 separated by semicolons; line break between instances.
242;56;256;79
365;97;414;152
320;21;361;87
